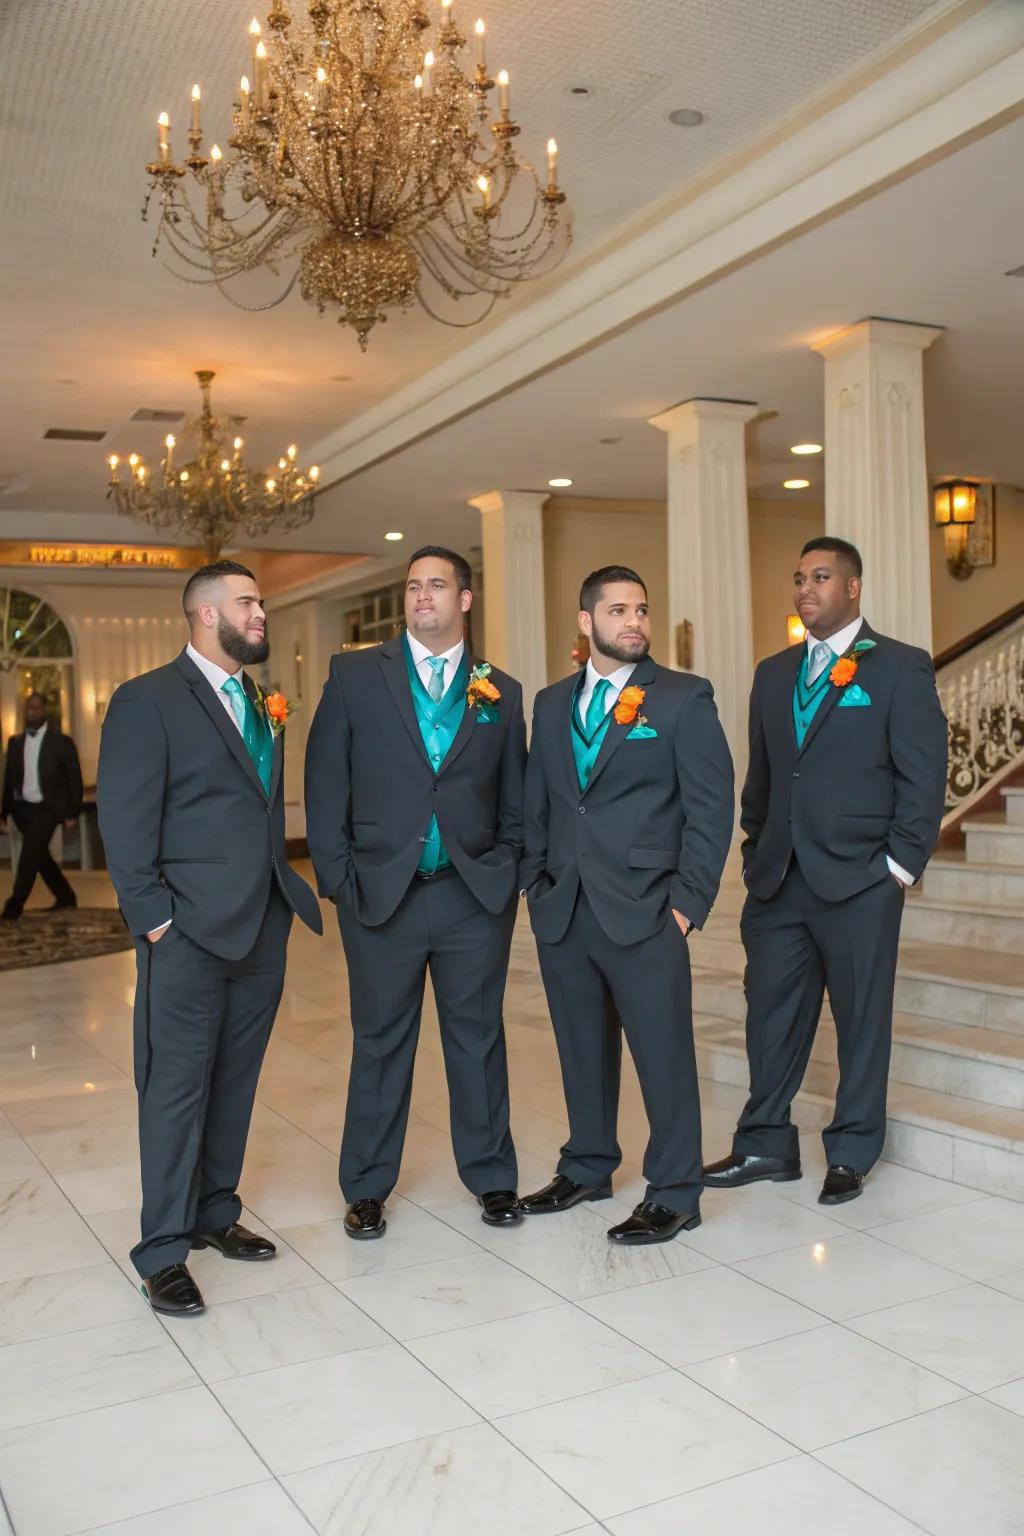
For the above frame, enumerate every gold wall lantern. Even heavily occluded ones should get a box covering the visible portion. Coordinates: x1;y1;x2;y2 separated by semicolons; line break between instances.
933;480;977;580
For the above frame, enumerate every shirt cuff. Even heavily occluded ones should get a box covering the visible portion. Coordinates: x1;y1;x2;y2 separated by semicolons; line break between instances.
886;856;915;887
149;918;173;938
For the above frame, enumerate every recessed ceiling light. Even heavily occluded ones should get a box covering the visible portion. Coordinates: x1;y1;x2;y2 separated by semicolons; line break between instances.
384;530;404;541
783;478;810;490
668;108;705;128
569;85;591;96
548;477;573;488
43;427;107;442
598;436;621;445
790;443;822;455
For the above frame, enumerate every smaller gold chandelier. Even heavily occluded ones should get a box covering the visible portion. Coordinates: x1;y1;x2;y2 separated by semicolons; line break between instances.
106;370;319;561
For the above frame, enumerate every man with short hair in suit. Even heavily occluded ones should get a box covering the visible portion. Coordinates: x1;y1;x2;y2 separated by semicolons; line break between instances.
97;560;322;1315
305;546;527;1239
519;566;734;1244
703;537;947;1205
1;692;82;920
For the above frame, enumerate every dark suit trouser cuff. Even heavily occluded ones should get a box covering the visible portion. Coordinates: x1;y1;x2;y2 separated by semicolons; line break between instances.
732;1127;801;1160
644;1183;702;1213
131;1237;193;1280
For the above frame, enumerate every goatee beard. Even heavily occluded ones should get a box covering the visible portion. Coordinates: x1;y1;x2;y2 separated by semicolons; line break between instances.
218;616;269;666
591;632;650;666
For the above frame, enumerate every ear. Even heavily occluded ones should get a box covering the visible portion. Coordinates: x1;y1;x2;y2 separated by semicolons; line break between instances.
460;589;473;614
197;601;219;631
578;609;593;637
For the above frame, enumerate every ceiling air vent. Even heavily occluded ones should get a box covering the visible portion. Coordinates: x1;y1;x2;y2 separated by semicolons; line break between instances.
130;408;186;423
1005;266;1024;277
43;427;107;442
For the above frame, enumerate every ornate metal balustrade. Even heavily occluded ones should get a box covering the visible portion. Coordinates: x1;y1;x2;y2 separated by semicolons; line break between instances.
938;613;1024;823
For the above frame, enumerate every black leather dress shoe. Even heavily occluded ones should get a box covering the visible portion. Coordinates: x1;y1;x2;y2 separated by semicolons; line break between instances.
143;1263;205;1316
819;1166;864;1205
519;1174;613;1215
0;905;20;922
607;1201;702;1245
702;1153;802;1188
478;1190;523;1226
345;1198;386;1240
192;1222;276;1261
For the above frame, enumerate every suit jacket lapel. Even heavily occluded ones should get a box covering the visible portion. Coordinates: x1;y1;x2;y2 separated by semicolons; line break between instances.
378;637;428;760
437;655;477;776
562;673;586;793
270;728;284;802
173;651;265;796
584;655;657;796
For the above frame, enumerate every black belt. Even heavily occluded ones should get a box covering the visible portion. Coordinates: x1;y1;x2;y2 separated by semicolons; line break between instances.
415;864;458;883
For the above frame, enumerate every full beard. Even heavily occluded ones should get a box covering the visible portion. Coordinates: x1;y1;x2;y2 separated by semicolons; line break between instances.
218;615;270;666
590;628;650;666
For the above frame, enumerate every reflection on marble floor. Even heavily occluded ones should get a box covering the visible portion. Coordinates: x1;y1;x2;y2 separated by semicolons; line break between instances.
1;865;1024;1536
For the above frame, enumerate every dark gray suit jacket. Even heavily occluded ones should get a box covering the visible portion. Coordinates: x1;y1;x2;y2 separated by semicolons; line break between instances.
2;728;83;822
304;636;526;926
521;655;735;946
97;649;322;959
741;622;948;902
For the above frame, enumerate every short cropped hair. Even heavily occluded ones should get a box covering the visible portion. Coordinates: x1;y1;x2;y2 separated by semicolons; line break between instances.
407;546;473;593
800;537;863;580
182;559;256;617
579;565;647;614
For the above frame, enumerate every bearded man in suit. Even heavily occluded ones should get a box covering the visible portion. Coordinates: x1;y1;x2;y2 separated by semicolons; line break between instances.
98;560;322;1315
703;537;947;1205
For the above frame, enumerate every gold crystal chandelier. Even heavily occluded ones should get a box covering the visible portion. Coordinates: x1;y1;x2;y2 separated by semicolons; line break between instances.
106;370;319;561
143;0;571;348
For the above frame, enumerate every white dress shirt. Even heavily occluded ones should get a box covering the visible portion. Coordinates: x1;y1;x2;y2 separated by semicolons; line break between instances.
577;659;636;729
406;633;465;698
186;642;246;733
19;722;46;803
802;616;914;887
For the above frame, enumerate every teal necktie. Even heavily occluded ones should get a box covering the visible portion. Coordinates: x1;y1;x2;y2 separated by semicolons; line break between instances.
425;655;447;703
221;676;272;794
584;677;611;739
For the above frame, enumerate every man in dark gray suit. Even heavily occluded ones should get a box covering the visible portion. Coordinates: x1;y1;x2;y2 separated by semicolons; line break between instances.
519;566;734;1244
704;537;947;1205
98;560;322;1315
305;546;526;1239
1;692;83;920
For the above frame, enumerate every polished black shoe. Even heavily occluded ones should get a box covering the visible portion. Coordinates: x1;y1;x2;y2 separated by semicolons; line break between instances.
819;1166;864;1205
142;1263;205;1316
519;1174;613;1215
192;1222;276;1261
607;1201;702;1245
345;1198;386;1240
702;1153;802;1189
477;1190;523;1227
0;905;20;922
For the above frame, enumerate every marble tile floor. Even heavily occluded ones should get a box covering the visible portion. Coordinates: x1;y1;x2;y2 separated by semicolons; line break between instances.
1;868;1023;1534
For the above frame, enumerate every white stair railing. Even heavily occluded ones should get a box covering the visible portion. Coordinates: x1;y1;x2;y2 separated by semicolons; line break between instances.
939;614;1024;825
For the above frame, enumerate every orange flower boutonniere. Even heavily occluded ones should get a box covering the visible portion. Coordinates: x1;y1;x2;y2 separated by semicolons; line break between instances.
255;687;295;737
614;685;646;726
466;662;501;710
829;656;858;688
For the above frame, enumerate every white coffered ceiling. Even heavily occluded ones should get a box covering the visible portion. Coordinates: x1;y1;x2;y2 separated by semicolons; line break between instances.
0;0;962;541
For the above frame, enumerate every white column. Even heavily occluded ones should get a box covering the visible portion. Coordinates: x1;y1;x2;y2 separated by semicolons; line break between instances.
469;490;548;717
648;398;758;783
813;318;943;650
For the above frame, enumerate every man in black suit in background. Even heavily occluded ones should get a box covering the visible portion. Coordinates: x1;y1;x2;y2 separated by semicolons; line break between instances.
305;546;527;1239
1;692;82;920
98;560;322;1315
704;537;947;1205
519;566;734;1244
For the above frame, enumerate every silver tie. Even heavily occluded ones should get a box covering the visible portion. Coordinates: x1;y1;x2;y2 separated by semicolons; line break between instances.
808;641;832;684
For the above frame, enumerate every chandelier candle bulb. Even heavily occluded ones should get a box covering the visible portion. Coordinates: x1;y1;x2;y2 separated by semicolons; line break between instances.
239;76;250;129
249;16;261;77
157;112;171;164
474;17;486;67
164;435;175;478
422;49;434;91
315;66;327;108
547;137;558;184
210;143;223;163
476;173;491;209
309;465;319;481
190;84;201;135
254;41;268;109
497;69;509;112
108;455;119;485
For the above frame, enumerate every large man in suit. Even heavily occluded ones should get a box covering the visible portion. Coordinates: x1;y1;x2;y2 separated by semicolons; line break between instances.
704;537;947;1205
1;692;82;920
305;546;527;1239
519;566;734;1244
97;560;322;1315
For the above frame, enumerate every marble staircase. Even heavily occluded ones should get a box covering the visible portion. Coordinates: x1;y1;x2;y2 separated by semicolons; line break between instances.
692;784;1024;1201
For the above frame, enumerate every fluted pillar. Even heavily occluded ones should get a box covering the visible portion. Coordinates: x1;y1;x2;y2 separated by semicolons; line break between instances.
813;318;943;650
648;398;759;783
469;490;548;717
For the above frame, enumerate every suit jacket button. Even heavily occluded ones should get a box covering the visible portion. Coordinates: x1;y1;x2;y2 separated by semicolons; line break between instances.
792;771;800;779
577;805;586;815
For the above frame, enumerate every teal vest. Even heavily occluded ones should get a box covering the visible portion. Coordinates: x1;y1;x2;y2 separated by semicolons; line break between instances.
403;637;469;873
570;681;614;791
792;648;834;750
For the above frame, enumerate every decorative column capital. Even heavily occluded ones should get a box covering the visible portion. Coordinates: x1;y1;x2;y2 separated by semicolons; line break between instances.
648;398;759;438
812;317;944;362
468;489;549;518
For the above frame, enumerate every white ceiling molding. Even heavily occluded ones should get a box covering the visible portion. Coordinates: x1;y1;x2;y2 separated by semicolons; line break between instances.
308;0;1024;490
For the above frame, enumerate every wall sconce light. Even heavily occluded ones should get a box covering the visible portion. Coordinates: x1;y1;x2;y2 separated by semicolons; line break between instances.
95;698;108;723
787;614;807;646
933;480;977;580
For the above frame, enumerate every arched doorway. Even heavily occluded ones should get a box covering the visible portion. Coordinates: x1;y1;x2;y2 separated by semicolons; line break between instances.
0;588;76;747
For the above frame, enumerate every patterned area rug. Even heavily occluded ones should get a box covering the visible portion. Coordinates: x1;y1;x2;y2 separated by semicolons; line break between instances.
0;908;133;970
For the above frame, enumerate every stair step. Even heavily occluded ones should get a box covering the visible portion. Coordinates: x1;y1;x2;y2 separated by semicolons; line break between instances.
902;892;1024;954
963;813;1024;867
1003;787;1024;826
922;856;1024;908
896;942;1024;1034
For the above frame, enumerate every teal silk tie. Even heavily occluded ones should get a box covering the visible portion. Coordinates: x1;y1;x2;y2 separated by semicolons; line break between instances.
221;676;272;795
425;654;447;702
584;677;611;738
